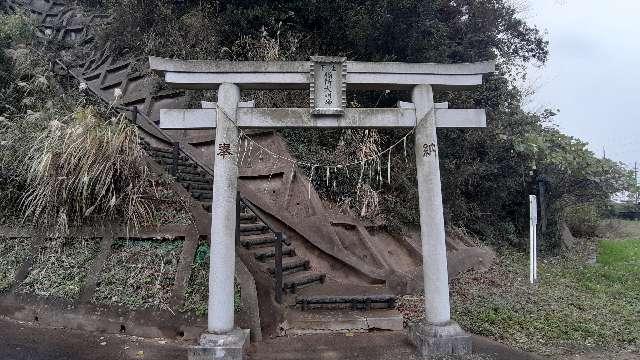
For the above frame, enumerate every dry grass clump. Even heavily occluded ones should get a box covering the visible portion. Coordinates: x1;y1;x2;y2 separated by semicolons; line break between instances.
92;238;182;311
18;237;100;299
0;236;30;291
21;107;155;233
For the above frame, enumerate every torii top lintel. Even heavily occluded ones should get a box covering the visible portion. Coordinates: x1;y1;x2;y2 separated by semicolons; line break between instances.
149;56;495;91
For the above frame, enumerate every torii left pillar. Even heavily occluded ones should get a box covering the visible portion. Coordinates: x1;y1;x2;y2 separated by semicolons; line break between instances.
190;83;249;360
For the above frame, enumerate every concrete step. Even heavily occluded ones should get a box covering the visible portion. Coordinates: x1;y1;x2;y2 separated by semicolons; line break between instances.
295;294;396;311
279;309;404;336
268;257;310;275
162;164;207;177
240;212;258;220
190;190;212;201
240;213;257;222
156;157;198;169
141;144;173;154
283;272;325;293
240;234;275;248
181;181;211;192
148;151;189;162
253;246;295;261
199;202;212;212
177;173;212;184
142;145;173;155
240;223;269;233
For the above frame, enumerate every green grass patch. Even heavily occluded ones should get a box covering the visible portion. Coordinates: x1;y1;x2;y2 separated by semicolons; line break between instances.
447;246;640;356
598;239;640;266
18;237;100;299
0;237;30;291
92;238;182;310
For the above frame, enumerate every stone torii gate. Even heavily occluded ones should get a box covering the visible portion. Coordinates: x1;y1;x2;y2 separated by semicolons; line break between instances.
150;56;494;359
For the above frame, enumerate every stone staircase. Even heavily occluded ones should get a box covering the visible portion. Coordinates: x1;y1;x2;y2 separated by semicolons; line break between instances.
139;139;214;212
140;138;330;296
139;139;399;322
238;211;327;294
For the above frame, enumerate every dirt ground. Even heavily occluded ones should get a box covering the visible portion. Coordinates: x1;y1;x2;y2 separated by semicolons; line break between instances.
1;315;541;360
0;316;187;360
247;331;542;360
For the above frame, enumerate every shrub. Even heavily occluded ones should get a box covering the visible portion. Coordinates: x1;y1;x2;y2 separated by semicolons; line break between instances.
563;203;601;238
21;108;155;232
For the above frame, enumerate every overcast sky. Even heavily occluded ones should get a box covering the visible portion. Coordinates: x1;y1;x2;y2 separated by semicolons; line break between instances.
523;0;640;167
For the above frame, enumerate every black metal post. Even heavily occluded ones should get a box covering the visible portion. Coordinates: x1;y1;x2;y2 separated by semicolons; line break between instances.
536;175;547;235
236;192;241;247
275;232;284;304
129;106;138;124
171;142;179;176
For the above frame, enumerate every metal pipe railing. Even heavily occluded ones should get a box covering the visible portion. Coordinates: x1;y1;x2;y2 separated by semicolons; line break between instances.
237;195;289;304
171;142;179;176
274;232;284;304
235;191;241;247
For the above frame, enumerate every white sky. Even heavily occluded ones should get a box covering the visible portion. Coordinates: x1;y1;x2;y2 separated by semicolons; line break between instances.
524;0;640;167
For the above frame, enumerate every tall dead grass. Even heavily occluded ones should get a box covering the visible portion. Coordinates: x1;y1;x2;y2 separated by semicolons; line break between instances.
21;107;154;233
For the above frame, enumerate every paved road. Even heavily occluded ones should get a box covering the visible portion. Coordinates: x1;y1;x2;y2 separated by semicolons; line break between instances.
1;316;542;360
247;331;544;360
0;317;187;360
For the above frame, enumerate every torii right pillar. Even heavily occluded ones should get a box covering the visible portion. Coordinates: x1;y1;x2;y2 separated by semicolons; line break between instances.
409;84;472;356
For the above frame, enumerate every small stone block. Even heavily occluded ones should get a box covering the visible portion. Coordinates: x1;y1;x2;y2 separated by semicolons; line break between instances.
188;329;250;360
407;320;472;357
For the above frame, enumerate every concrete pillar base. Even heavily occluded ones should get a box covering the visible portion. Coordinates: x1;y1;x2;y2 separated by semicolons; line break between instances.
407;320;472;357
188;329;250;360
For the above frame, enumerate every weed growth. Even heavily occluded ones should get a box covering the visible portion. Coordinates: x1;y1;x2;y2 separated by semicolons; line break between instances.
92;238;182;310
0;237;30;291
18;237;100;299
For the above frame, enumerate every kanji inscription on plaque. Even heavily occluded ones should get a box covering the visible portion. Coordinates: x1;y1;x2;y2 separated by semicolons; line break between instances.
310;56;346;116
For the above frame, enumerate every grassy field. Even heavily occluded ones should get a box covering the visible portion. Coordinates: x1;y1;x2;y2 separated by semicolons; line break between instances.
400;221;640;359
